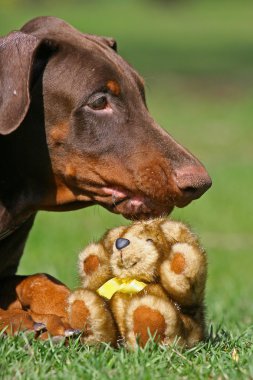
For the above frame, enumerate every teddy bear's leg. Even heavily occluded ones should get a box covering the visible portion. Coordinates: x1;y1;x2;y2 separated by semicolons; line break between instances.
110;292;131;340
67;289;117;345
180;308;206;347
160;242;207;306
125;294;185;349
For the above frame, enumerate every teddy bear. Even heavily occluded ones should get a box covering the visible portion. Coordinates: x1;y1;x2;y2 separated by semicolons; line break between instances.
67;217;207;349
0;217;207;348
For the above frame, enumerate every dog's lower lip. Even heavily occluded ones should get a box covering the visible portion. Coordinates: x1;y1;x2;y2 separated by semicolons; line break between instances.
113;196;173;219
113;197;129;207
101;186;173;218
175;197;193;208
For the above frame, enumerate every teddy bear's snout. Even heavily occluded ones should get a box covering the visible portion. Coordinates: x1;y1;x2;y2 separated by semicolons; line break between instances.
115;238;130;250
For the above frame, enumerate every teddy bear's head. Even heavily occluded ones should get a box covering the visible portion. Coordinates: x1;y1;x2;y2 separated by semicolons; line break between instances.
108;219;173;281
78;218;201;290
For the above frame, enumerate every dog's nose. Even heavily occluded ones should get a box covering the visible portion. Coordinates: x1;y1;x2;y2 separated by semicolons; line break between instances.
174;165;212;204
115;238;130;250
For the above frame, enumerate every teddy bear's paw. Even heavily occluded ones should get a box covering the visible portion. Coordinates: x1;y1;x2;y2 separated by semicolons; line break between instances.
160;242;207;305
78;243;112;290
125;295;185;349
67;289;117;345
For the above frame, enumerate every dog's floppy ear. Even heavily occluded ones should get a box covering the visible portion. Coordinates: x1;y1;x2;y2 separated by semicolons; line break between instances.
21;16;118;52
99;36;117;51
0;31;54;135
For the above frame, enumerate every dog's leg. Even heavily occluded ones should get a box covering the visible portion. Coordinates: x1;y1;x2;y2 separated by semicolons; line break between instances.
0;274;76;337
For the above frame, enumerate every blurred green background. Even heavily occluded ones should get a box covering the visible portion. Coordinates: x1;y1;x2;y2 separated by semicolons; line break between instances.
1;0;252;331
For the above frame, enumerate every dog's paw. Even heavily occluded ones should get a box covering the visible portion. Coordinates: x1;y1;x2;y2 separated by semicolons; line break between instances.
0;309;34;335
30;311;75;338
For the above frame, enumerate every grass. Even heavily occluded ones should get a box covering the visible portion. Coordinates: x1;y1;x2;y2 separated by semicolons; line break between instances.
0;327;252;379
0;0;253;379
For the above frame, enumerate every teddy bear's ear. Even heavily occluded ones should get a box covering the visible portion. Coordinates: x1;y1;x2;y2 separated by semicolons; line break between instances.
102;226;126;252
78;243;112;290
160;219;197;246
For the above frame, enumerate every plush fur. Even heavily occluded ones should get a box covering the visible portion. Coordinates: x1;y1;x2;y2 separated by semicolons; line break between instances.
68;217;207;348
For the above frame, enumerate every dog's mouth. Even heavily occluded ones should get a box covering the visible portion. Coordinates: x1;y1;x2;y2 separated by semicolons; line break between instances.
51;186;175;218
47;174;194;217
100;187;174;219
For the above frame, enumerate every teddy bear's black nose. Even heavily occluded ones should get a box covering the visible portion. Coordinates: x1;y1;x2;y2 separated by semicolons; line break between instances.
115;238;130;250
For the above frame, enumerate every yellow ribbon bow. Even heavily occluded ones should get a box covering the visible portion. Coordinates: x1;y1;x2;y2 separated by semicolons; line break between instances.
97;277;147;300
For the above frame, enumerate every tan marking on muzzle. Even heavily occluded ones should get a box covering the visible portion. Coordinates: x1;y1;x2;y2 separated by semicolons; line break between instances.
49;122;69;143
54;177;76;205
65;164;77;178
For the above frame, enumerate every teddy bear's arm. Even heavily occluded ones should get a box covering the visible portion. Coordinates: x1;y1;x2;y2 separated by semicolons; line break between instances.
78;242;112;290
159;220;207;306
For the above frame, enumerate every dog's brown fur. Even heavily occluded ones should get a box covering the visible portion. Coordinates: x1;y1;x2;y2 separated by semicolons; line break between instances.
0;17;211;335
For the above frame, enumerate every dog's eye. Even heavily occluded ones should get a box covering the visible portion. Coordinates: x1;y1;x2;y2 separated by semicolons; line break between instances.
88;96;108;110
146;239;153;243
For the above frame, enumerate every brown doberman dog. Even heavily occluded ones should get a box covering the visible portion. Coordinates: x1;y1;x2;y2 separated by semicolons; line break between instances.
0;17;211;338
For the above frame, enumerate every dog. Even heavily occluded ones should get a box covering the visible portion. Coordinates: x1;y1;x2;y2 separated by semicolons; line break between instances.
0;17;211;336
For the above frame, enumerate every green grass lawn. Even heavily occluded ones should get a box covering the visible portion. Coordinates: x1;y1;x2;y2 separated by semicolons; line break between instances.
0;1;253;379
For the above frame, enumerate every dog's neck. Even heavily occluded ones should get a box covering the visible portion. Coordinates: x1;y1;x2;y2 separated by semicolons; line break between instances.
0;214;31;242
0;92;54;236
0;200;34;240
0;213;36;277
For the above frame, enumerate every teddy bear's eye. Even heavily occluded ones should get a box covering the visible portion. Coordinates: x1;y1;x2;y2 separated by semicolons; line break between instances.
146;239;153;243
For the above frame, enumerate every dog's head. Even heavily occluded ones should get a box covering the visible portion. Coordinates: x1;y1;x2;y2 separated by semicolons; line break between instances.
0;17;211;219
